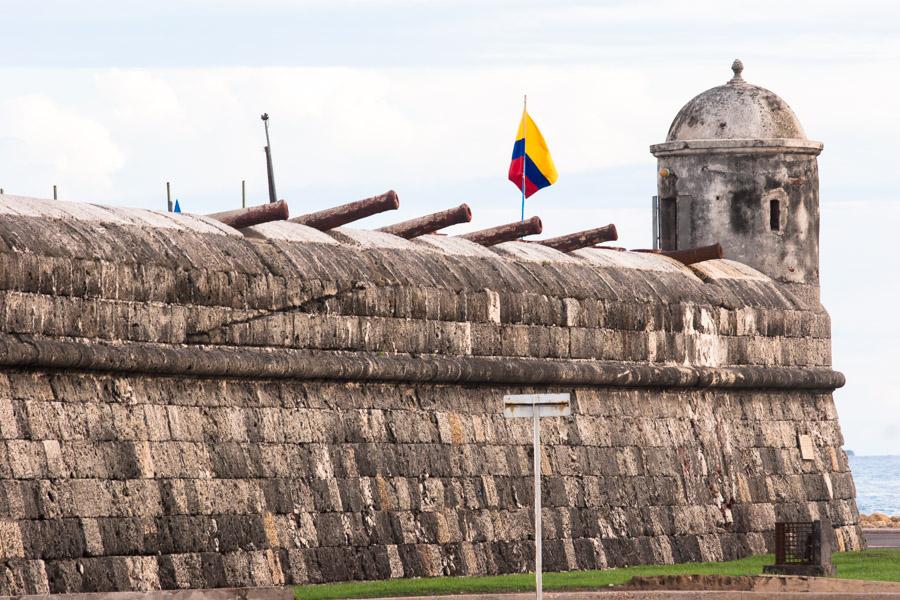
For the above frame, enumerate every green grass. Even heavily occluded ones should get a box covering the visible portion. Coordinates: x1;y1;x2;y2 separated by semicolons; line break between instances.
294;549;900;600
829;549;900;582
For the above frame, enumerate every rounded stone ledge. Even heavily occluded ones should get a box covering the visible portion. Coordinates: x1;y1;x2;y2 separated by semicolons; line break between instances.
574;248;700;278
110;206;241;237
491;241;580;263
690;259;770;282
0;195;241;237
0;333;846;391
166;212;245;237
411;234;498;258
650;138;823;157
0;198;814;312
327;227;422;250
240;220;339;244
695;366;845;390
0;195;130;223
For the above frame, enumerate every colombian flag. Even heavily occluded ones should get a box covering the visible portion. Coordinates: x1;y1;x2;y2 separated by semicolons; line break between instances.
508;110;558;198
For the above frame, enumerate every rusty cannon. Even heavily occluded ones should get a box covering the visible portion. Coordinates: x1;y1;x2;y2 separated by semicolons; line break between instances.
207;199;289;229
290;190;399;230
539;224;618;253
634;243;723;265
458;216;543;246
378;204;472;239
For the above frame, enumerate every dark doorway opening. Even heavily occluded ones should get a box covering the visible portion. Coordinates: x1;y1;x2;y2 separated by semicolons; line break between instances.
659;197;677;250
770;199;781;231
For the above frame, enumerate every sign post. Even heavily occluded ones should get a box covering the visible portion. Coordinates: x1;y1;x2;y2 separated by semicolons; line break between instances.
503;393;571;600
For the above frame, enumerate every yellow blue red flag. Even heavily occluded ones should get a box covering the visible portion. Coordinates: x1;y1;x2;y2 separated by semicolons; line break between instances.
508;110;558;198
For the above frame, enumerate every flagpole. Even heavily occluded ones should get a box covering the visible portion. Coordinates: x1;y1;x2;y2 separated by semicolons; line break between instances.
521;94;527;223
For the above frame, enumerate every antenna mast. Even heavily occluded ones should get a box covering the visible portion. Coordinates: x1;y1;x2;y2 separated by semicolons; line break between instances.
261;113;278;204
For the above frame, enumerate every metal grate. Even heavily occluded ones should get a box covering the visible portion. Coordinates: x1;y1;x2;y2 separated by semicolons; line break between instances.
766;520;834;576
775;522;816;565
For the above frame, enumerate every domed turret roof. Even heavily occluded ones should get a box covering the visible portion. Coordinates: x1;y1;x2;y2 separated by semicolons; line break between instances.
666;60;807;142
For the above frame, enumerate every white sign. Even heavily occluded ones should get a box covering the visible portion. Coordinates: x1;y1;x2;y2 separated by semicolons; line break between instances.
503;393;572;600
503;393;572;418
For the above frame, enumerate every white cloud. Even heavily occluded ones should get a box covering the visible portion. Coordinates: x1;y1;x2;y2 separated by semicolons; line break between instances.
93;69;186;127
3;56;884;210
0;94;124;197
0;65;662;207
136;65;659;180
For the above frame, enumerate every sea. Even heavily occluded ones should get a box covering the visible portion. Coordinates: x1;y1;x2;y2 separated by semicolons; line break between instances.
848;454;900;515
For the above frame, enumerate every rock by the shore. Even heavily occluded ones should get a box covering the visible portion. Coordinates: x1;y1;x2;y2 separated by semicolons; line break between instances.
859;513;900;528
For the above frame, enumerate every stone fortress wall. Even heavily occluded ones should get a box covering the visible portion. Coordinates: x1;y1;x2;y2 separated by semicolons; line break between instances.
0;197;859;594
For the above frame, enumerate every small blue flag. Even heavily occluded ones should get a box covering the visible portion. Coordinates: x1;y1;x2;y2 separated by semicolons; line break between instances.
174;199;181;213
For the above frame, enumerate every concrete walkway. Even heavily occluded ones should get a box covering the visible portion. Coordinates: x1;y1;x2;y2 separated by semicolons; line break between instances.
374;592;900;599
865;528;900;548
371;574;900;600
5;579;900;600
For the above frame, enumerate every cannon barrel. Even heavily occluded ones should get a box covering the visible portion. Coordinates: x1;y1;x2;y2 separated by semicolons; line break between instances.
378;204;472;239
539;224;618;253
207;199;289;229
459;216;542;246
290;190;399;230
634;243;723;265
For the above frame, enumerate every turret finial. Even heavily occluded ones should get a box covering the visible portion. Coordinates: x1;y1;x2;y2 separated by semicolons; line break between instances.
729;59;744;83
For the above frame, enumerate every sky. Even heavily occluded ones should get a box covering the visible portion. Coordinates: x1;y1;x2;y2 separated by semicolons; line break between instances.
0;0;897;454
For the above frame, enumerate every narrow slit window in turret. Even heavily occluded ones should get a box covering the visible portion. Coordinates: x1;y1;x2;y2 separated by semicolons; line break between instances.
770;199;781;231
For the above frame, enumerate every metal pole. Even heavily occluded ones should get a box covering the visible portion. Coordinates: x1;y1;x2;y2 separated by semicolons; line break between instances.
242;180;246;208
167;182;173;212
503;394;569;600
262;113;277;204
521;95;527;223
533;400;542;600
53;185;57;200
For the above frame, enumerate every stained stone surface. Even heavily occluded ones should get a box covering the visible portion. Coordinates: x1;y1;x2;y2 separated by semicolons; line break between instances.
0;196;859;594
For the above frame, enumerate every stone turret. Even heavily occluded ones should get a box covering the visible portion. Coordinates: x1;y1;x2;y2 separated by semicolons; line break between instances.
650;60;823;292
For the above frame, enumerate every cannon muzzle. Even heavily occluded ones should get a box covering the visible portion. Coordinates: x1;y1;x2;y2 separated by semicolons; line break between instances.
459;216;542;246
539;224;618;253
634;243;723;265
378;203;472;239
290;190;399;230
207;199;289;229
